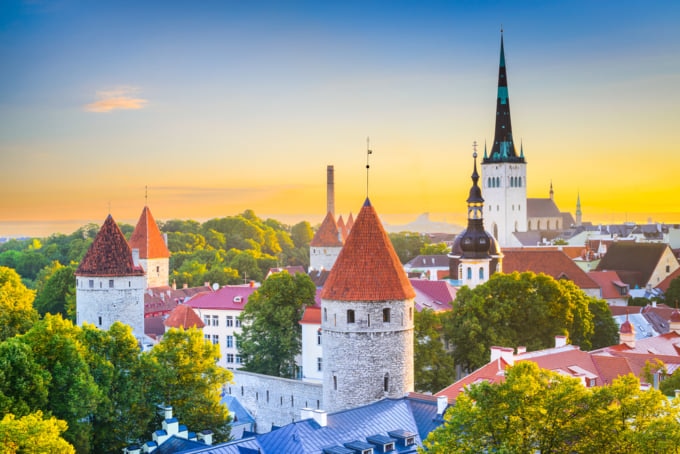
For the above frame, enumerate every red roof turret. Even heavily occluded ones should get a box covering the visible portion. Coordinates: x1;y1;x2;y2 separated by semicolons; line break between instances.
310;212;343;247
76;215;145;277
321;199;415;301
129;206;170;259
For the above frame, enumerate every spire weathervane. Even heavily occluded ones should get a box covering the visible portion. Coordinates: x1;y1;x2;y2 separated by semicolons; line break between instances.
145;185;148;206
366;136;373;198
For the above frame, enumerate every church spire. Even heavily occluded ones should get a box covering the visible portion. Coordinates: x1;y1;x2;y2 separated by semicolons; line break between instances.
485;30;523;164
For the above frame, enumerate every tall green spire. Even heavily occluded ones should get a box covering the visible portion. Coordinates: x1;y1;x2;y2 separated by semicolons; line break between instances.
484;30;524;164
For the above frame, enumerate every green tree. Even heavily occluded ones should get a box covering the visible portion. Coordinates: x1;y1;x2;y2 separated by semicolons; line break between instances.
291;221;313;249
0;411;75;454
237;272;316;377
389;232;428;264
20;314;100;452
0;266;38;341
0;337;50;417
33;261;76;319
146;328;233;442
421;362;680;454
663;276;680;308
79;322;156;453
442;272;596;372
419;242;449;256
414;309;455;393
660;367;680;397
589;298;620;349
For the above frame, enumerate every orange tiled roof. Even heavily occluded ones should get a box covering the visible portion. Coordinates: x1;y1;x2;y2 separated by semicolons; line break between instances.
129;206;170;259
299;306;321;324
76;215;145;277
657;267;680;292
164;303;205;329
502;248;599;289
321;199;415;301
310;212;343;247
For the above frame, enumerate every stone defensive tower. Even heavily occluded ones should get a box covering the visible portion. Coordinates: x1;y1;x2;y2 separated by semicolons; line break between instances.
321;198;415;413
75;214;146;340
128;205;170;288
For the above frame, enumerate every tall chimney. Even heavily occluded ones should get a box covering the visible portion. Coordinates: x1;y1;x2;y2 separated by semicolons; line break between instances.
327;165;335;216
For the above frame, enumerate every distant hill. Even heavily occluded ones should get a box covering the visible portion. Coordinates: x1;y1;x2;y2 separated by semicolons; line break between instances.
383;213;463;234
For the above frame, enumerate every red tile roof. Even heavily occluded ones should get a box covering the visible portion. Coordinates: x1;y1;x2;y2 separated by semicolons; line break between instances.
310;212;343;247
410;279;456;312
657;267;680;292
76;215;145;277
128;206;170;259
587;271;629;299
164;304;205;329
299;306;321;325
188;284;258;310
321;199;415;301
502;249;599;289
595;242;671;288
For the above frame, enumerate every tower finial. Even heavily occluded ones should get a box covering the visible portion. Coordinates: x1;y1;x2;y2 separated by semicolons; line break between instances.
366;137;373;198
145;185;148;206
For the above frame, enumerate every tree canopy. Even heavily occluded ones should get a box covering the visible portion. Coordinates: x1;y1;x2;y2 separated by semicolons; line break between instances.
0;266;38;342
414;308;455;393
0;411;75;454
442;272;615;372
237;272;316;378
422;362;680;454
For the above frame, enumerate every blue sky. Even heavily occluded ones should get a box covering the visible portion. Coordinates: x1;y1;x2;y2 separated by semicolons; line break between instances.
1;1;679;236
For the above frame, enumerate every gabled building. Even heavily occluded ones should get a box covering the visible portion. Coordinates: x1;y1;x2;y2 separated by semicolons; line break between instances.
501;248;601;298
128;206;170;288
595;242;680;289
75;214;146;340
587;270;630;306
404;254;450;280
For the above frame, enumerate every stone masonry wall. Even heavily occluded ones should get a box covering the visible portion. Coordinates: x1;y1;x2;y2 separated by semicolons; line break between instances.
229;370;322;434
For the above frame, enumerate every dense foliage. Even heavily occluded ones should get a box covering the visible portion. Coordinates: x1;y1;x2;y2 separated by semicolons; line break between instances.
414;308;455;393
237;272;316;378
442;271;618;372
422;362;680;453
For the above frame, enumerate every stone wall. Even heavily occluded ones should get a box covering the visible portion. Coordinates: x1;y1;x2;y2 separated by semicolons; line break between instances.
228;370;323;433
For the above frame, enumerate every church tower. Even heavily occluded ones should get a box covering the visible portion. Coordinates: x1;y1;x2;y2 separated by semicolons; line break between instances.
321;199;415;413
128;205;170;288
482;31;527;247
449;149;502;288
75;215;146;340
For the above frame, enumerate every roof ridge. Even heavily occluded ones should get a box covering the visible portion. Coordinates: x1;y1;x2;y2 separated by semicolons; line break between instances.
129;206;170;259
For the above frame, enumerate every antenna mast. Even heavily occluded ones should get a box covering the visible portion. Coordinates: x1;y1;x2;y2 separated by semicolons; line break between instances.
366;137;372;198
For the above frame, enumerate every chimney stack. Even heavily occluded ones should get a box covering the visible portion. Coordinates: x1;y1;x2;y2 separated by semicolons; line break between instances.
327;165;335;216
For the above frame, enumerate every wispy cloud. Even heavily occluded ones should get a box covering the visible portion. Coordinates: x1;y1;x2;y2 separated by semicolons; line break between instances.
84;86;148;113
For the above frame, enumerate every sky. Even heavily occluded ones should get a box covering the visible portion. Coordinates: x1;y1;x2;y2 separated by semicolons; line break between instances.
1;0;679;237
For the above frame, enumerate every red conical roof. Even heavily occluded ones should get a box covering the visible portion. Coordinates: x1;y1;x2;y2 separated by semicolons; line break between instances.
164;304;205;329
129;206;170;259
310;212;343;247
321;199;415;301
76;215;145;276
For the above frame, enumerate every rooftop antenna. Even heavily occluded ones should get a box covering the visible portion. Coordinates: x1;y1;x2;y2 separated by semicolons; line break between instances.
366;136;373;198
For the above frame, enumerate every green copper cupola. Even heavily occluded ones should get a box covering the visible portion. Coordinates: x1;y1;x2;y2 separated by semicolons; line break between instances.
484;31;524;164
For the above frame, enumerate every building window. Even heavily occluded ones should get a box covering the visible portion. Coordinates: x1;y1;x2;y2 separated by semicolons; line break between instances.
367;314;371;327
334;314;337;327
409;307;413;321
234;337;239;349
226;316;234;327
212;334;219;345
226;335;234;348
205;334;211;342
235;318;241;328
108;279;114;288
156;266;160;273
211;315;219;326
266;390;270;402
203;316;211;326
98;316;102;326
479;267;484;280
99;281;102;288
323;308;327;322
383;308;390;323
226;354;234;363
384;373;389;392
347;309;355;323
333;375;337;390
235;355;242;364
317;357;322;372
467;267;472;280
317;330;322;345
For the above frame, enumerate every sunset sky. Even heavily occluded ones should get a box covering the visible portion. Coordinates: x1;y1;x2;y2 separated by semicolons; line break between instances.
2;1;679;237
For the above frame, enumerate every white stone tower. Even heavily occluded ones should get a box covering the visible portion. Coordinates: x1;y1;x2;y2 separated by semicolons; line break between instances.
75;215;146;340
128;205;170;288
309;212;344;272
482;32;527;247
321;198;415;413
